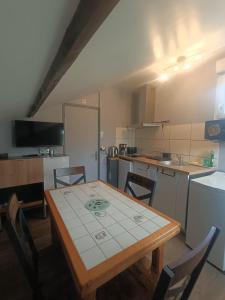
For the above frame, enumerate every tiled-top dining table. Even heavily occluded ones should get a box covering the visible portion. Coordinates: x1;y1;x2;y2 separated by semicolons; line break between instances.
45;181;180;300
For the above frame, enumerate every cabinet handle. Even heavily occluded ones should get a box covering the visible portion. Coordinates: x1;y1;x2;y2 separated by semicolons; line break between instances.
160;169;176;177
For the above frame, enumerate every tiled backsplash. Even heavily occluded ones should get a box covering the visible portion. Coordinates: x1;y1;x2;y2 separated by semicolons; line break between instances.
135;123;219;166
116;127;135;147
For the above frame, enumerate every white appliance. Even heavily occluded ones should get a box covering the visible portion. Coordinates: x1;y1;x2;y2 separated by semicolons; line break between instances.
186;171;225;271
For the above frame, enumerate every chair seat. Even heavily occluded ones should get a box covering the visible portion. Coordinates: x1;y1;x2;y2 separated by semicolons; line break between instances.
97;269;149;300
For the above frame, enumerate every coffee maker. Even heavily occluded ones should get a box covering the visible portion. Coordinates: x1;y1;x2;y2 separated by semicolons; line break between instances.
119;143;127;156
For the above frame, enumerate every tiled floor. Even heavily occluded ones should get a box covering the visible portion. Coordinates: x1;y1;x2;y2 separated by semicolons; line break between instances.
164;234;225;300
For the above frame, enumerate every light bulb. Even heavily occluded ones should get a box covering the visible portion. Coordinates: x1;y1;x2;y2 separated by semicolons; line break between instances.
159;73;169;82
183;63;191;71
194;54;202;61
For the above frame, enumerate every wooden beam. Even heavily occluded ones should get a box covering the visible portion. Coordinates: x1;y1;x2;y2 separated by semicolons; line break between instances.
27;0;120;117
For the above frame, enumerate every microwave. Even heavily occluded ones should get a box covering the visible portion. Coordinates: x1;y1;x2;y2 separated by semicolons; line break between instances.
205;119;225;140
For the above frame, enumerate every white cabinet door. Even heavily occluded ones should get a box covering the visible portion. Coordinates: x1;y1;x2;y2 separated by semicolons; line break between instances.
148;165;158;182
152;168;177;219
176;173;189;230
118;159;133;190
133;162;150;204
43;156;69;189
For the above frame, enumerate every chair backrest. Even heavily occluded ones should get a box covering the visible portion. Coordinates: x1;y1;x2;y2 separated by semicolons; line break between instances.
54;165;86;188
124;172;156;206
4;194;39;290
152;226;220;300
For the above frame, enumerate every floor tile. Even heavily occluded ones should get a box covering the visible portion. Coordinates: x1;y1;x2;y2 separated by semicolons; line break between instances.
99;239;122;258
80;246;106;269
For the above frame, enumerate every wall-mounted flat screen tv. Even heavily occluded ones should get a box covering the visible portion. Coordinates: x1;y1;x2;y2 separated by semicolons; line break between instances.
14;120;64;147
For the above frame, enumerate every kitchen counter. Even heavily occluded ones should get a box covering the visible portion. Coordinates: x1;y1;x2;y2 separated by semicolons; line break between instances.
118;155;215;176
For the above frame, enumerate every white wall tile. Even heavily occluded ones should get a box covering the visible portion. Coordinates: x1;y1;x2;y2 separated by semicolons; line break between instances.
150;139;170;153
152;125;170;140
190;141;219;158
116;127;128;139
170;140;190;155
170;124;191;140
191;123;205;140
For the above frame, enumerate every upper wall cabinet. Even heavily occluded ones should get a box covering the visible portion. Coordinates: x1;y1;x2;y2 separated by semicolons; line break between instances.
131;85;161;128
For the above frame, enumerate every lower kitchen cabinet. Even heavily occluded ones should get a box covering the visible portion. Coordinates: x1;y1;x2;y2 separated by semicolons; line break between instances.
118;160;188;231
152;168;177;221
152;167;188;231
118;159;133;190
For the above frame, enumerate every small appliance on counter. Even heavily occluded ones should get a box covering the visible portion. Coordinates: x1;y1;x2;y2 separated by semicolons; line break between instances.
119;143;127;155
127;146;137;155
107;146;118;158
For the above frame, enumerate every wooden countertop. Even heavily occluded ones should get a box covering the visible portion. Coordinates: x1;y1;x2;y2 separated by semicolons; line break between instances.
118;155;215;175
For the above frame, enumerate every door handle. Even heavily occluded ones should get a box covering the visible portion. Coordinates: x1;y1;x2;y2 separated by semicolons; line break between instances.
95;151;98;161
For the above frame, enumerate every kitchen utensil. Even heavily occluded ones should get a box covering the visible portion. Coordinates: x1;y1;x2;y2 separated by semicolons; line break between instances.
108;146;118;158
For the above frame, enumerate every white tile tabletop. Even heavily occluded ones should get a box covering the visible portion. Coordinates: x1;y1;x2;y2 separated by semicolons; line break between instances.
50;181;171;270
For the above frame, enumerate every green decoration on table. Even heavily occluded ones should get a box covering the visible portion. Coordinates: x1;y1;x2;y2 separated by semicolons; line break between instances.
85;199;110;211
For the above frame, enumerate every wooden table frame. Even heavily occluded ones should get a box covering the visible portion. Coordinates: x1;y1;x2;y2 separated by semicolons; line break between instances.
45;181;180;300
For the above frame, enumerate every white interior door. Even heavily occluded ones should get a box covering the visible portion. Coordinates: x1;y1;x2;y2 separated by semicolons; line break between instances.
64;105;99;182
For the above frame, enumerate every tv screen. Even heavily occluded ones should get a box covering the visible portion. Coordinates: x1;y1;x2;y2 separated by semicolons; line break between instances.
14;120;64;147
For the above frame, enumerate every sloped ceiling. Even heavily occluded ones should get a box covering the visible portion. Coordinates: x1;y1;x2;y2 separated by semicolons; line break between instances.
0;0;79;119
43;0;225;109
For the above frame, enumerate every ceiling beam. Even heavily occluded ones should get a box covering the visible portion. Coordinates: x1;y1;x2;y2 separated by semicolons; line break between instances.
27;0;120;117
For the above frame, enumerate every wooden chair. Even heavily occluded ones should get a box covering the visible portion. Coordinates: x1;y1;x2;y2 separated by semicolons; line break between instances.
124;172;156;206
4;194;76;300
97;226;220;300
54;165;86;188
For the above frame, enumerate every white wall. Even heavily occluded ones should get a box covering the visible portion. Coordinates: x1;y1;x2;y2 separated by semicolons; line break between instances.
154;57;217;124
0;87;132;180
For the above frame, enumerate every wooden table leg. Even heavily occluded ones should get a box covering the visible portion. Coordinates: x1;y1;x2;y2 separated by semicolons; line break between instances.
82;291;96;300
151;245;164;284
50;218;59;245
129;245;164;293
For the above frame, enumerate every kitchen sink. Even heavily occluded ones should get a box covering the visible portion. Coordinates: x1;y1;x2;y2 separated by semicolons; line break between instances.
159;160;187;167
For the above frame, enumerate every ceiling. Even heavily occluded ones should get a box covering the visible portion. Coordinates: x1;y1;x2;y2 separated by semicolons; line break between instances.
43;0;225;108
0;0;79;119
2;0;225;117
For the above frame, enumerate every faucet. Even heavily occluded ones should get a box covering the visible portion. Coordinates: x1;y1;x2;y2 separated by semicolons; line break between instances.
176;154;183;166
